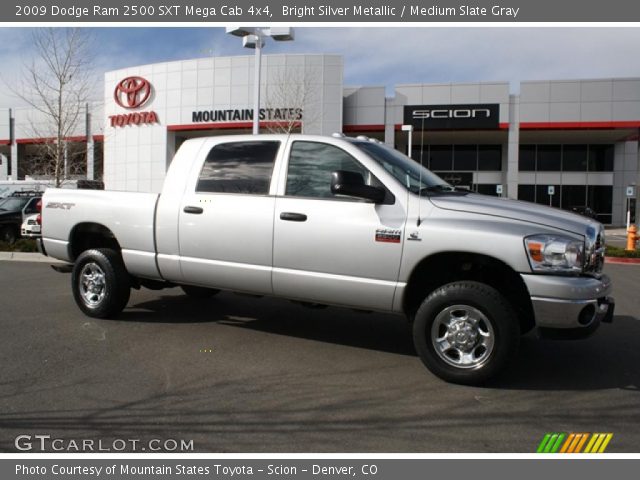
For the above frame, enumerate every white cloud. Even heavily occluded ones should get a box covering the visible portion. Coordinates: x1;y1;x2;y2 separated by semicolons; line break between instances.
291;27;640;92
2;26;640;109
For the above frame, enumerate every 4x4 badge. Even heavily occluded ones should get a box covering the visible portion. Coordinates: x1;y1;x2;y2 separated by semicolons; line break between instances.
375;228;401;243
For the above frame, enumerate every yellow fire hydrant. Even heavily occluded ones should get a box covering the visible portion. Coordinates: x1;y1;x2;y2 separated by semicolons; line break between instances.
626;224;639;251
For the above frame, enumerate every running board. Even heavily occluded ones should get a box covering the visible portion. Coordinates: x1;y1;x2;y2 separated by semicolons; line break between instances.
51;264;73;273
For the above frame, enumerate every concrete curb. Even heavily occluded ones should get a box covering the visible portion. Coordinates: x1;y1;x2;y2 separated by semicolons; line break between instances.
0;252;65;263
605;256;640;265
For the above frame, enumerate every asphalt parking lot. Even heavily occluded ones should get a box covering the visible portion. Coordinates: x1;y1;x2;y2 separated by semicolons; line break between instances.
1;260;639;453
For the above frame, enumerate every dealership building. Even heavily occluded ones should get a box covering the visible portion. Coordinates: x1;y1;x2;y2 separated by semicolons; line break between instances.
2;52;640;225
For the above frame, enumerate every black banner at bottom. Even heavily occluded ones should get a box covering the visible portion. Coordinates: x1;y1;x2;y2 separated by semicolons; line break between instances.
2;459;639;480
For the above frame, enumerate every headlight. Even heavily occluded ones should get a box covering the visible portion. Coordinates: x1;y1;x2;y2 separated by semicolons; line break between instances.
524;234;584;274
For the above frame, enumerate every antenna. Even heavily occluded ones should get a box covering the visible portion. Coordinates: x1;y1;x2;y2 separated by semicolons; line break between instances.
416;116;426;226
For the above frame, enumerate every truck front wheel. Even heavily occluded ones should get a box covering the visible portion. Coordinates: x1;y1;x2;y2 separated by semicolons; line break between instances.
413;281;519;385
72;248;131;318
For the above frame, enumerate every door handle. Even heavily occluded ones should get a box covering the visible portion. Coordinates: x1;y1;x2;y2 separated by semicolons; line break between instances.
280;212;307;222
183;206;204;214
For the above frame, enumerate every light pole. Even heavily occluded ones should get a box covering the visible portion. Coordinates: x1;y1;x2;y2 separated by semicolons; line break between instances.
401;124;414;158
226;27;294;135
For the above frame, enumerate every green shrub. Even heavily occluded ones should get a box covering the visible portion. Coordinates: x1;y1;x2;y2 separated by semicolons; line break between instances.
0;238;39;252
605;245;640;258
13;239;39;252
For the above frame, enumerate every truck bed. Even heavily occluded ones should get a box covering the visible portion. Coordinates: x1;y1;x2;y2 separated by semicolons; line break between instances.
42;189;160;278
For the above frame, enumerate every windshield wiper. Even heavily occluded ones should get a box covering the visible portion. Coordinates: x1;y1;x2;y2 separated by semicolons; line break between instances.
419;184;456;194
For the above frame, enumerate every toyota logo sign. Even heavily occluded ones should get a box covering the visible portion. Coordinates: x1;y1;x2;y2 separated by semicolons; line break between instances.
114;76;152;109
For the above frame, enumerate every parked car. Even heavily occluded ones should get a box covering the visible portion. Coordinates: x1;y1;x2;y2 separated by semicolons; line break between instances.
21;213;41;239
39;135;613;385
0;191;42;244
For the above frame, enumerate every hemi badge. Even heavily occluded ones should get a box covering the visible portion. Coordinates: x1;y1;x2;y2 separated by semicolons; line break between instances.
375;228;401;244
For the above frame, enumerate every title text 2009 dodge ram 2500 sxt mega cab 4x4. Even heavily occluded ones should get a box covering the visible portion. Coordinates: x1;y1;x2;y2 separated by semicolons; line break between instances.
39;134;613;384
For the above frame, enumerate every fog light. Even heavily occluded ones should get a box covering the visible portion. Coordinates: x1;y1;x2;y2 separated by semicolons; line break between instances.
578;304;596;326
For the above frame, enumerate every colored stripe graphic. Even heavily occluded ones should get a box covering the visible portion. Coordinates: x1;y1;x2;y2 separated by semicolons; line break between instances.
537;433;565;453
561;433;589;453
537;433;613;453
584;433;613;453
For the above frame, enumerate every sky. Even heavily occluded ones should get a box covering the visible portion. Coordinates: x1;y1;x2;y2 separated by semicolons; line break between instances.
2;26;640;107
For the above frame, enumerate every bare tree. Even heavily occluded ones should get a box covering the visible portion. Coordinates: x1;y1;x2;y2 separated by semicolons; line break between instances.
263;66;321;134
13;28;93;186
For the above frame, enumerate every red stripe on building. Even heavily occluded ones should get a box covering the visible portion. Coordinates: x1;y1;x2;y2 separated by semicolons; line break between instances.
167;121;301;132
520;121;640;130
343;124;386;132
0;139;10;145
392;123;510;131
16;135;89;145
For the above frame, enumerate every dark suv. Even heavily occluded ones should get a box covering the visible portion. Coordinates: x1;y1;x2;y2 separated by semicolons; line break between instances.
0;191;42;244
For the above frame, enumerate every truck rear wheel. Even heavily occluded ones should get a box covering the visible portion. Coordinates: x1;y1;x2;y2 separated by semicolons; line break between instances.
72;248;131;318
413;281;519;385
180;285;220;299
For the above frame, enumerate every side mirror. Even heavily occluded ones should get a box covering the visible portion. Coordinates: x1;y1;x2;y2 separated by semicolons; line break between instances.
330;170;386;203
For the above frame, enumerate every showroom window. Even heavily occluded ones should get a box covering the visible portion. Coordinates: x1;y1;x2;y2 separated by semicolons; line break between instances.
478;145;502;171
411;144;503;172
196;141;280;194
428;145;454;171
518;144;614;172
409;144;502;193
517;183;612;223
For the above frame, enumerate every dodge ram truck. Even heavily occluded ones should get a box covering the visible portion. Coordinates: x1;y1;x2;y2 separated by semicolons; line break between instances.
39;134;614;384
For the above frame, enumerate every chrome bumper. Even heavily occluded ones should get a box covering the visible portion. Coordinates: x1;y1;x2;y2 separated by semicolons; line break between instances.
521;273;614;330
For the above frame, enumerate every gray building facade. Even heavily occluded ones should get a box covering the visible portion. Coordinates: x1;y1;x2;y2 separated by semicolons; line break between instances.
1;53;640;225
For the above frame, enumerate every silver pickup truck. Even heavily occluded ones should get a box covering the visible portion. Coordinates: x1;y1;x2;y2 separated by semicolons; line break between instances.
40;134;614;384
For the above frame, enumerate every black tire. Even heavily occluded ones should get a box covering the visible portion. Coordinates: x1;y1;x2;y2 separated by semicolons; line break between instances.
0;226;18;245
71;248;131;318
181;285;220;299
413;281;519;386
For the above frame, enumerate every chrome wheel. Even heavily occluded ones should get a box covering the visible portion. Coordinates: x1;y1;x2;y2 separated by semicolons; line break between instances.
79;262;107;307
431;304;494;370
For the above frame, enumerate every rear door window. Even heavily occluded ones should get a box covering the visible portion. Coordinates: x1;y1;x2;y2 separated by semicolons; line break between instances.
196;141;280;195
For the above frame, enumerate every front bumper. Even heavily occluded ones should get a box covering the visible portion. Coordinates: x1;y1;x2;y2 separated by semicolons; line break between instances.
521;273;614;333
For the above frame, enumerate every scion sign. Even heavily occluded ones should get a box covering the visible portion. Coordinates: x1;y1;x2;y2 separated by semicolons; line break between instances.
404;104;499;130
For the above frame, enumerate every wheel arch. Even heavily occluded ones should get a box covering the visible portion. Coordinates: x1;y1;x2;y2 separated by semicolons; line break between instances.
403;251;535;334
68;222;122;262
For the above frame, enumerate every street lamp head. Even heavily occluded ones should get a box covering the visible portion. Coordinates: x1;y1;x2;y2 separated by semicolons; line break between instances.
225;26;255;37
242;35;265;50
268;27;295;42
401;124;414;132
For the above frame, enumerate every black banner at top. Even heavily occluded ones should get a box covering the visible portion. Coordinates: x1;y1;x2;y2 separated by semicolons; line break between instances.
5;0;640;22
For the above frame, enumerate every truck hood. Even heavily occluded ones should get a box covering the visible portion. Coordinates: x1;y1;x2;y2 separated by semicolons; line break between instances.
428;193;598;236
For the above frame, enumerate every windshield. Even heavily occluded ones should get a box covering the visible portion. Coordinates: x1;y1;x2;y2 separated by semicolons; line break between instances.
352;141;454;194
0;197;29;212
